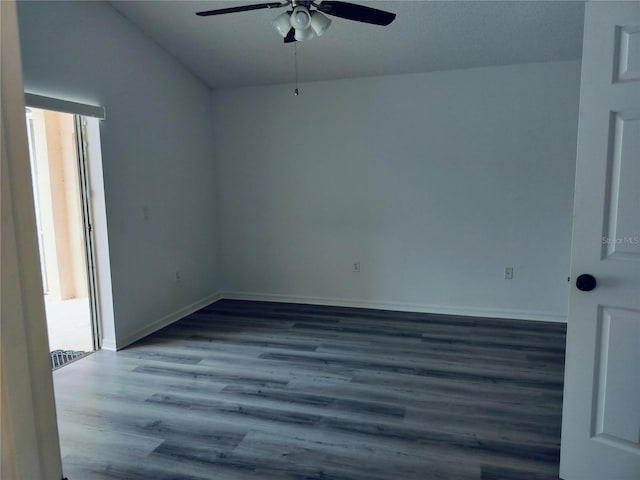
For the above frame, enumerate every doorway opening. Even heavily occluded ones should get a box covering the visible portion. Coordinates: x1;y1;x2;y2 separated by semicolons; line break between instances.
25;107;100;368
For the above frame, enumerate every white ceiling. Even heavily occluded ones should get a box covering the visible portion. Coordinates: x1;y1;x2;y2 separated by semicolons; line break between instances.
110;0;585;89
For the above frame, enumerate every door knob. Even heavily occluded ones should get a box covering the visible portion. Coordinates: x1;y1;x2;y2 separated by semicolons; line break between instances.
576;274;596;292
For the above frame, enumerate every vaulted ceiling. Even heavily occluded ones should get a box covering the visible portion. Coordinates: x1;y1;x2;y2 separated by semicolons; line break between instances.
110;1;585;89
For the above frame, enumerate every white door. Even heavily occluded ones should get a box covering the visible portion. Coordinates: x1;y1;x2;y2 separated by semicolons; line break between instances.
560;2;640;480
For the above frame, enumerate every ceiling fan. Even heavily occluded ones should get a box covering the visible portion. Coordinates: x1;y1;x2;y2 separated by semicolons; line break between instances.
196;1;396;43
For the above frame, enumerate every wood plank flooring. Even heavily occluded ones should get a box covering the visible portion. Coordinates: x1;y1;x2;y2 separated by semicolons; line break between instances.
53;300;567;480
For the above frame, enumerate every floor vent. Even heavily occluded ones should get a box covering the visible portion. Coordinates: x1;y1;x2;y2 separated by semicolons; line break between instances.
50;349;88;369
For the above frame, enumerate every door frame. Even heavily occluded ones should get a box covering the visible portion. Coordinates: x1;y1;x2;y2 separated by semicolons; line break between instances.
24;94;114;353
74;114;102;350
1;1;63;477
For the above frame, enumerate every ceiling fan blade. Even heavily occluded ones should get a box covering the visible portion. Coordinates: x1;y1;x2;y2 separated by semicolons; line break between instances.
316;1;395;26
284;28;297;43
196;2;285;17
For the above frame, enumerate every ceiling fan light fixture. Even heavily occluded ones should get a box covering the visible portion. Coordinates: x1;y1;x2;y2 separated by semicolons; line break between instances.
310;11;331;36
272;11;292;37
198;1;397;43
290;6;311;30
294;26;314;41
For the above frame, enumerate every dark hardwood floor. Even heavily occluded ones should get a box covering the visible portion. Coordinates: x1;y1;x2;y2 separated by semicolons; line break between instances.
53;300;567;480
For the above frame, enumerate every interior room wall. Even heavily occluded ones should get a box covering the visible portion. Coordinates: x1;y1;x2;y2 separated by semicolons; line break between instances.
2;1;63;475
213;60;581;322
17;1;220;348
17;1;581;330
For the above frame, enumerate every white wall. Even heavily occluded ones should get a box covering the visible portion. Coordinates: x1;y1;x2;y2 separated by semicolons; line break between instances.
2;1;62;476
213;61;581;322
17;1;220;347
16;1;581;327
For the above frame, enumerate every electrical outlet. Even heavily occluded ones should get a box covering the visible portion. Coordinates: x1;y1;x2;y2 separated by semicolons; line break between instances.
353;261;361;273
143;206;150;221
175;271;181;282
504;267;513;280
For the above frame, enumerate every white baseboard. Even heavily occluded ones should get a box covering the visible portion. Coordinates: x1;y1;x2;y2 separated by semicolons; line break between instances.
101;338;117;351
219;291;567;323
114;292;223;350
107;290;565;350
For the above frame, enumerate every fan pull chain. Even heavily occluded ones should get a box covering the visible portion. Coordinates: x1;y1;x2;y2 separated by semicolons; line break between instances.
294;43;299;96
